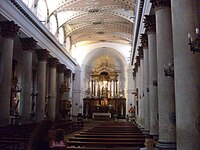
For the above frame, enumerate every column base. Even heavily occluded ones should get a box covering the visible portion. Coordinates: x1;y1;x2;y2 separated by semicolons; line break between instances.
143;130;150;135
138;126;145;132
149;133;159;141
156;141;176;150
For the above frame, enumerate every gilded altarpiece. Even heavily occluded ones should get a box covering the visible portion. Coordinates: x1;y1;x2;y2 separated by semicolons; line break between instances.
83;55;126;119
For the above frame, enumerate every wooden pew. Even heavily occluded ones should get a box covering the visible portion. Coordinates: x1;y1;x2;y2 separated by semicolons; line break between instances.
68;137;145;142
53;147;141;150
66;147;141;150
74;133;145;138
67;141;144;147
66;121;145;149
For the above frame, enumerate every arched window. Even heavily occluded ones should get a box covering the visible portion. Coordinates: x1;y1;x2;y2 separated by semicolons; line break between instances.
65;36;71;51
58;27;64;45
21;0;34;9
36;0;47;23
49;15;57;35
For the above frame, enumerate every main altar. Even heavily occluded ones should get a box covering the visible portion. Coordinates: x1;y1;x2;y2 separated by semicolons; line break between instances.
83;55;126;119
83;97;126;119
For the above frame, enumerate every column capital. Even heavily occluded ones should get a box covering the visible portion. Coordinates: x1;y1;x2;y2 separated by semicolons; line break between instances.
20;37;37;51
132;69;137;78
143;15;156;33
136;56;140;66
64;69;72;78
133;66;138;73
150;0;170;9
48;57;58;68
57;64;66;73
0;21;20;39
36;49;49;61
140;34;148;48
137;46;144;58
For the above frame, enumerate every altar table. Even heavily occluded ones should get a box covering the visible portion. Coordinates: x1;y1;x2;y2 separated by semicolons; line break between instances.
92;113;111;120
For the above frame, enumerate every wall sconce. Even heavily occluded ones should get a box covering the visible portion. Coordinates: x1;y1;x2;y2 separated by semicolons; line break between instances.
153;78;158;87
132;88;138;97
164;63;174;78
188;28;200;53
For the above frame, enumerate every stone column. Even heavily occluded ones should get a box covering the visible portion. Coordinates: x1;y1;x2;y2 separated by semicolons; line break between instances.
138;54;145;129
140;34;150;133
0;21;19;126
132;66;137;113
91;80;93;95
20;37;37;124
116;80;118;97
56;64;66;120
171;0;200;149
150;0;176;149
113;80;116;97
144;15;159;138
48;58;58;120
94;80;96;97
35;49;49;122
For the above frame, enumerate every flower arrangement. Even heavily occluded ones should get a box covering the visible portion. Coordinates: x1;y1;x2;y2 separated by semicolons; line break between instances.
128;106;135;113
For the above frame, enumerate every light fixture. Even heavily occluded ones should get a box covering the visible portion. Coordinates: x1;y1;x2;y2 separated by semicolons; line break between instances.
164;63;174;78
188;27;200;53
153;78;158;87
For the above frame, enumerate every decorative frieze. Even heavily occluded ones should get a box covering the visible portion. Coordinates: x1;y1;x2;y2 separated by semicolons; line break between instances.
0;21;20;38
36;49;49;61
20;37;37;51
143;15;156;33
150;0;170;9
57;64;66;73
48;57;58;68
140;34;148;48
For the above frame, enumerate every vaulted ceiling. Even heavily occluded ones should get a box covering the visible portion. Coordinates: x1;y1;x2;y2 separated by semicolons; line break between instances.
49;0;135;46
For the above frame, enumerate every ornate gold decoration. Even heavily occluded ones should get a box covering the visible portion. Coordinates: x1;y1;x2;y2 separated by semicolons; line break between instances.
93;55;115;70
